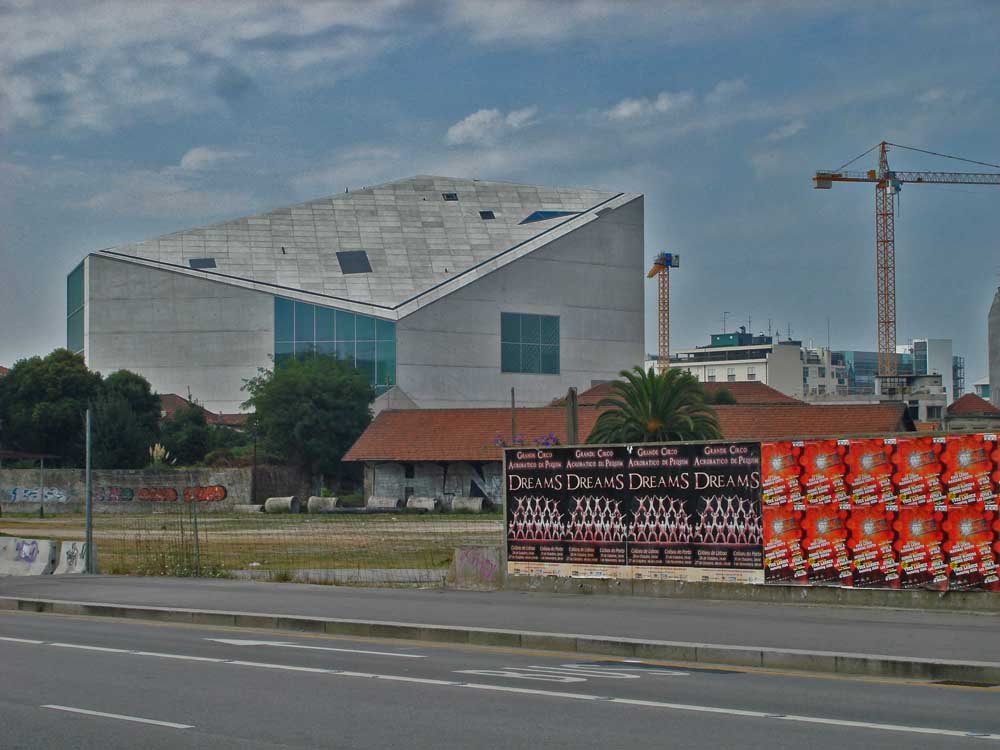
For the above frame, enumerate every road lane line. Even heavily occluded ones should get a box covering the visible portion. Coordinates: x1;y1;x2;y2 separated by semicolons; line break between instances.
610;698;1000;740
205;638;426;658
0;636;44;644
42;705;193;729
461;683;607;701
133;651;225;663
228;660;334;674
49;643;131;654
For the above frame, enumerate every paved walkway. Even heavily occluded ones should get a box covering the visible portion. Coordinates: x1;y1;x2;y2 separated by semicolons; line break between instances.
1;576;997;662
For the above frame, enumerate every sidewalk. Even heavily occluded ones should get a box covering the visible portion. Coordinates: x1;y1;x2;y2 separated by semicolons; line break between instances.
1;575;997;664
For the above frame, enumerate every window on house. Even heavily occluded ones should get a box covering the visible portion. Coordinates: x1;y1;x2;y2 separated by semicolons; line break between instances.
479;210;496;220
707;367;716;383
442;192;458;201
404;464;414;479
520;210;578;225
803;367;809;381
501;312;559;374
336;251;372;274
66;261;85;354
747;366;756;381
818;366;826;378
818;385;826;395
274;297;395;391
927;406;942;419
727;367;736;382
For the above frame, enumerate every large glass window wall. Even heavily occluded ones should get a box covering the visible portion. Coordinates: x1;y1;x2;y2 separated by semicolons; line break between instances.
274;297;395;392
500;312;559;374
66;262;85;354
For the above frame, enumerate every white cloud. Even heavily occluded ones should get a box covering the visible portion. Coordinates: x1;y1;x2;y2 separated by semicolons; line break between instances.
179;147;249;171
0;0;410;131
445;106;538;145
75;169;254;218
605;91;694;121
766;119;806;141
705;78;747;105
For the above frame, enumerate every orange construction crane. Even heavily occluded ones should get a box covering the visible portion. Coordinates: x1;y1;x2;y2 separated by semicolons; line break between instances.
647;252;680;373
814;141;1000;378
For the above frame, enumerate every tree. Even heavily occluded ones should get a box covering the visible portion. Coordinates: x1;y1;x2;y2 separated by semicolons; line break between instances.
711;387;737;405
242;355;374;483
587;366;721;444
91;392;153;469
0;349;103;464
103;370;161;442
160;404;210;465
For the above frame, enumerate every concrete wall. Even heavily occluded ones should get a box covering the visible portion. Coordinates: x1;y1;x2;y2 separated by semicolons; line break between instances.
394;197;644;407
990;289;1000;408
0;466;307;514
364;461;503;505
85;255;273;413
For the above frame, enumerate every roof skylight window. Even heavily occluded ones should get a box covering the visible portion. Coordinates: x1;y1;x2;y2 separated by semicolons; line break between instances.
336;251;373;274
188;258;217;269
442;192;458;201
479;210;496;220
519;210;578;225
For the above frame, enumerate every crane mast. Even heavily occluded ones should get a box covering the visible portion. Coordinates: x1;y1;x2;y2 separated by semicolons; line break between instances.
647;252;680;374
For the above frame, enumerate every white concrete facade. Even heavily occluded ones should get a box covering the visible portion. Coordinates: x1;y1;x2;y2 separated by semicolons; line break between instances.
73;177;645;413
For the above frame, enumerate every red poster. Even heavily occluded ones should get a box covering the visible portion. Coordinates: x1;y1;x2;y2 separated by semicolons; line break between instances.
844;438;899;588
761;442;807;583
942;434;999;590
799;441;852;585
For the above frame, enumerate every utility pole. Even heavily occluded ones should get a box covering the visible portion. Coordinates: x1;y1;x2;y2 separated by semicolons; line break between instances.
510;388;516;446
85;408;94;574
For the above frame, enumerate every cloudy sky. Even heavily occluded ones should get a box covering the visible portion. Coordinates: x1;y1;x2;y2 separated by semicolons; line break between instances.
2;0;999;384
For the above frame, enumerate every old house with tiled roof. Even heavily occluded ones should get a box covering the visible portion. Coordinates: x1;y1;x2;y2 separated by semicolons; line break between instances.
344;385;914;505
944;393;1000;432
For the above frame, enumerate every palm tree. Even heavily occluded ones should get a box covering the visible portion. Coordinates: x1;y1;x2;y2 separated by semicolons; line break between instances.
587;366;721;444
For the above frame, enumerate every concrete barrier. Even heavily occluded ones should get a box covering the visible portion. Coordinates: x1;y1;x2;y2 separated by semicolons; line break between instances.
405;496;436;512
233;504;264;514
264;496;301;514
449;496;483;513
0;538;59;576
54;542;91;574
367;496;400;510
448;546;502;590
307;496;338;513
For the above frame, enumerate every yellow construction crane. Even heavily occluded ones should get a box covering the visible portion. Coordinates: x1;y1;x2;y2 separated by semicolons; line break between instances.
647;252;680;374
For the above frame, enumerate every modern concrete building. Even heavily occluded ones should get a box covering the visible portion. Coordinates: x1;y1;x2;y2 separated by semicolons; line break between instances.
67;176;644;413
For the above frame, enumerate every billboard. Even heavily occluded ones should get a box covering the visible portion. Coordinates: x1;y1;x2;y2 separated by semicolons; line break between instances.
505;433;1000;591
761;435;1000;591
505;442;764;583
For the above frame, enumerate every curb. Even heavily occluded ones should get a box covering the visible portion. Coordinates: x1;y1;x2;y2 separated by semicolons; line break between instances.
3;595;998;685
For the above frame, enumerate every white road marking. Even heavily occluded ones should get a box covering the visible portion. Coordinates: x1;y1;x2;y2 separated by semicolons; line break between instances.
0;636;44;645
206;638;425;658
42;705;193;730
455;669;587;683
133;651;224;663
50;642;131;654
8;637;1000;740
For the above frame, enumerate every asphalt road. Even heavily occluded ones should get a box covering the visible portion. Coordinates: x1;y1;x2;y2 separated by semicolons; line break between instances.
1;610;997;749
2;575;998;661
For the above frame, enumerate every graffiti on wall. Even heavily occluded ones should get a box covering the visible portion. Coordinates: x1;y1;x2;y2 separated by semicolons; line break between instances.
96;486;134;503
8;487;68;503
183;485;227;503
136;487;178;502
15;539;39;563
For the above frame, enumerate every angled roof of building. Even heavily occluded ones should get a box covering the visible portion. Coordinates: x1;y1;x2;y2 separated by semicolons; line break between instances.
95;176;637;319
553;379;801;407
947;393;1000;416
343;402;914;463
159;393;247;428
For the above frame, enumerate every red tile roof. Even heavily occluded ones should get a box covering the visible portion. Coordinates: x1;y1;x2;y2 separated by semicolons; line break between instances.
553;379;801;407
159;394;248;427
0;366;8;377
947;393;1000;416
344;402;913;463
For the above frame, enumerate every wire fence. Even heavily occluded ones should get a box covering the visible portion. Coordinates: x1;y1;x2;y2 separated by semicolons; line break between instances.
1;506;504;587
